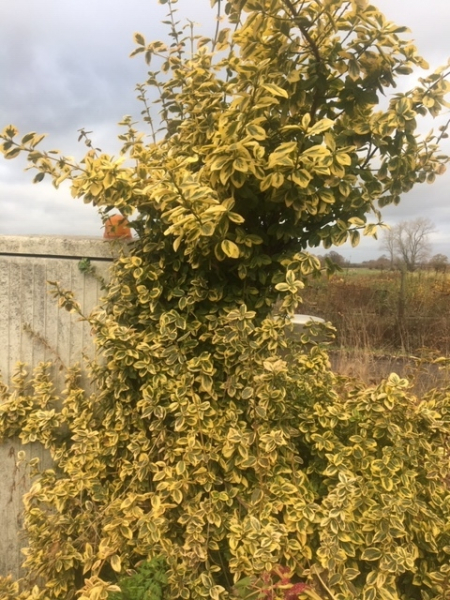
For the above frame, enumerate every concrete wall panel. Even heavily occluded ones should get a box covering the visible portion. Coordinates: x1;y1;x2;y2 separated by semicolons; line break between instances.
0;235;118;579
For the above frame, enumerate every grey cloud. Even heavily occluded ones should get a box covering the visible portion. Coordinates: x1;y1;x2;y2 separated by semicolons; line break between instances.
0;180;100;236
1;0;449;260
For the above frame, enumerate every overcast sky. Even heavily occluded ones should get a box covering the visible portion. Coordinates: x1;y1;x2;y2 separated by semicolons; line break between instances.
1;0;449;261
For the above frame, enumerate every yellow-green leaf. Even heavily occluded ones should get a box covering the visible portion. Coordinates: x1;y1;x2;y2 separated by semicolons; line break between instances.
233;157;248;173
110;554;121;573
291;169;312;188
2;125;18;138
221;239;240;258
262;83;288;99
134;32;146;45
246;124;267;140
308;118;334;136
361;548;383;561
3;147;21;159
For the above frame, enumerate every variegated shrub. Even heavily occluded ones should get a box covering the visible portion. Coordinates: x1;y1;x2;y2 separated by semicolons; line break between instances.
1;1;450;599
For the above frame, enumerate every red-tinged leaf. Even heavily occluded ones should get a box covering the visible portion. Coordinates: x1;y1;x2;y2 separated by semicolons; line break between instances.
285;582;309;599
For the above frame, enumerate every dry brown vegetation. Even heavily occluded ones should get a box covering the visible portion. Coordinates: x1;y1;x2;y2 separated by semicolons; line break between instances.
302;268;450;391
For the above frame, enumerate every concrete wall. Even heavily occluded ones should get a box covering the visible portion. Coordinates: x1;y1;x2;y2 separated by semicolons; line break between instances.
0;236;117;580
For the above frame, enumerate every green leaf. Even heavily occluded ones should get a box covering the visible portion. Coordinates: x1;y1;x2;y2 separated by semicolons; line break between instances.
349;229;360;247
33;172;46;184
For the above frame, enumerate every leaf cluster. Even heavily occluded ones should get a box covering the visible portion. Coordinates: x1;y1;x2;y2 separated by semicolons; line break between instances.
108;557;168;600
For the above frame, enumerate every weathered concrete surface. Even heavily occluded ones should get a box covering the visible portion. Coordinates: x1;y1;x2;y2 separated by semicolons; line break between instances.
0;234;118;259
0;236;117;383
0;236;121;580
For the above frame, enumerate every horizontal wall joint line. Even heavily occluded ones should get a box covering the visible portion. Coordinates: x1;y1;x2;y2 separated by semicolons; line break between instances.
0;252;114;262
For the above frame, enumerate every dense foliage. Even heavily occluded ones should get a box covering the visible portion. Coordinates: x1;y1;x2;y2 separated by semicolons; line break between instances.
1;0;450;599
108;557;168;600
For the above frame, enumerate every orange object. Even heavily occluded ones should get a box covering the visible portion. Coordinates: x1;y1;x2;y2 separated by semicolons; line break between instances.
103;214;132;239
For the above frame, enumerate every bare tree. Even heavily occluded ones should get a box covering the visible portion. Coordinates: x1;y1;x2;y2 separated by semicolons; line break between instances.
381;227;396;269
381;218;435;272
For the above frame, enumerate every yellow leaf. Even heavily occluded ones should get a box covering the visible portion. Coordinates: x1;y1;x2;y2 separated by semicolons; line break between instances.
90;183;103;196
110;554;121;573
364;223;378;237
210;585;226;599
302;145;330;159
246;124;267;140
271;172;284;188
172;489;183;504
228;211;245;224
233;157;248;173
335;152;352;166
30;133;46;147
348;216;365;226
221;239;240;258
209;155;231;172
120;525;133;539
291;169;311;188
261;83;288;99
302;113;311;129
89;586;106;600
176;460;186;475
308;118;334;136
200;222;215;236
3;147;21;159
